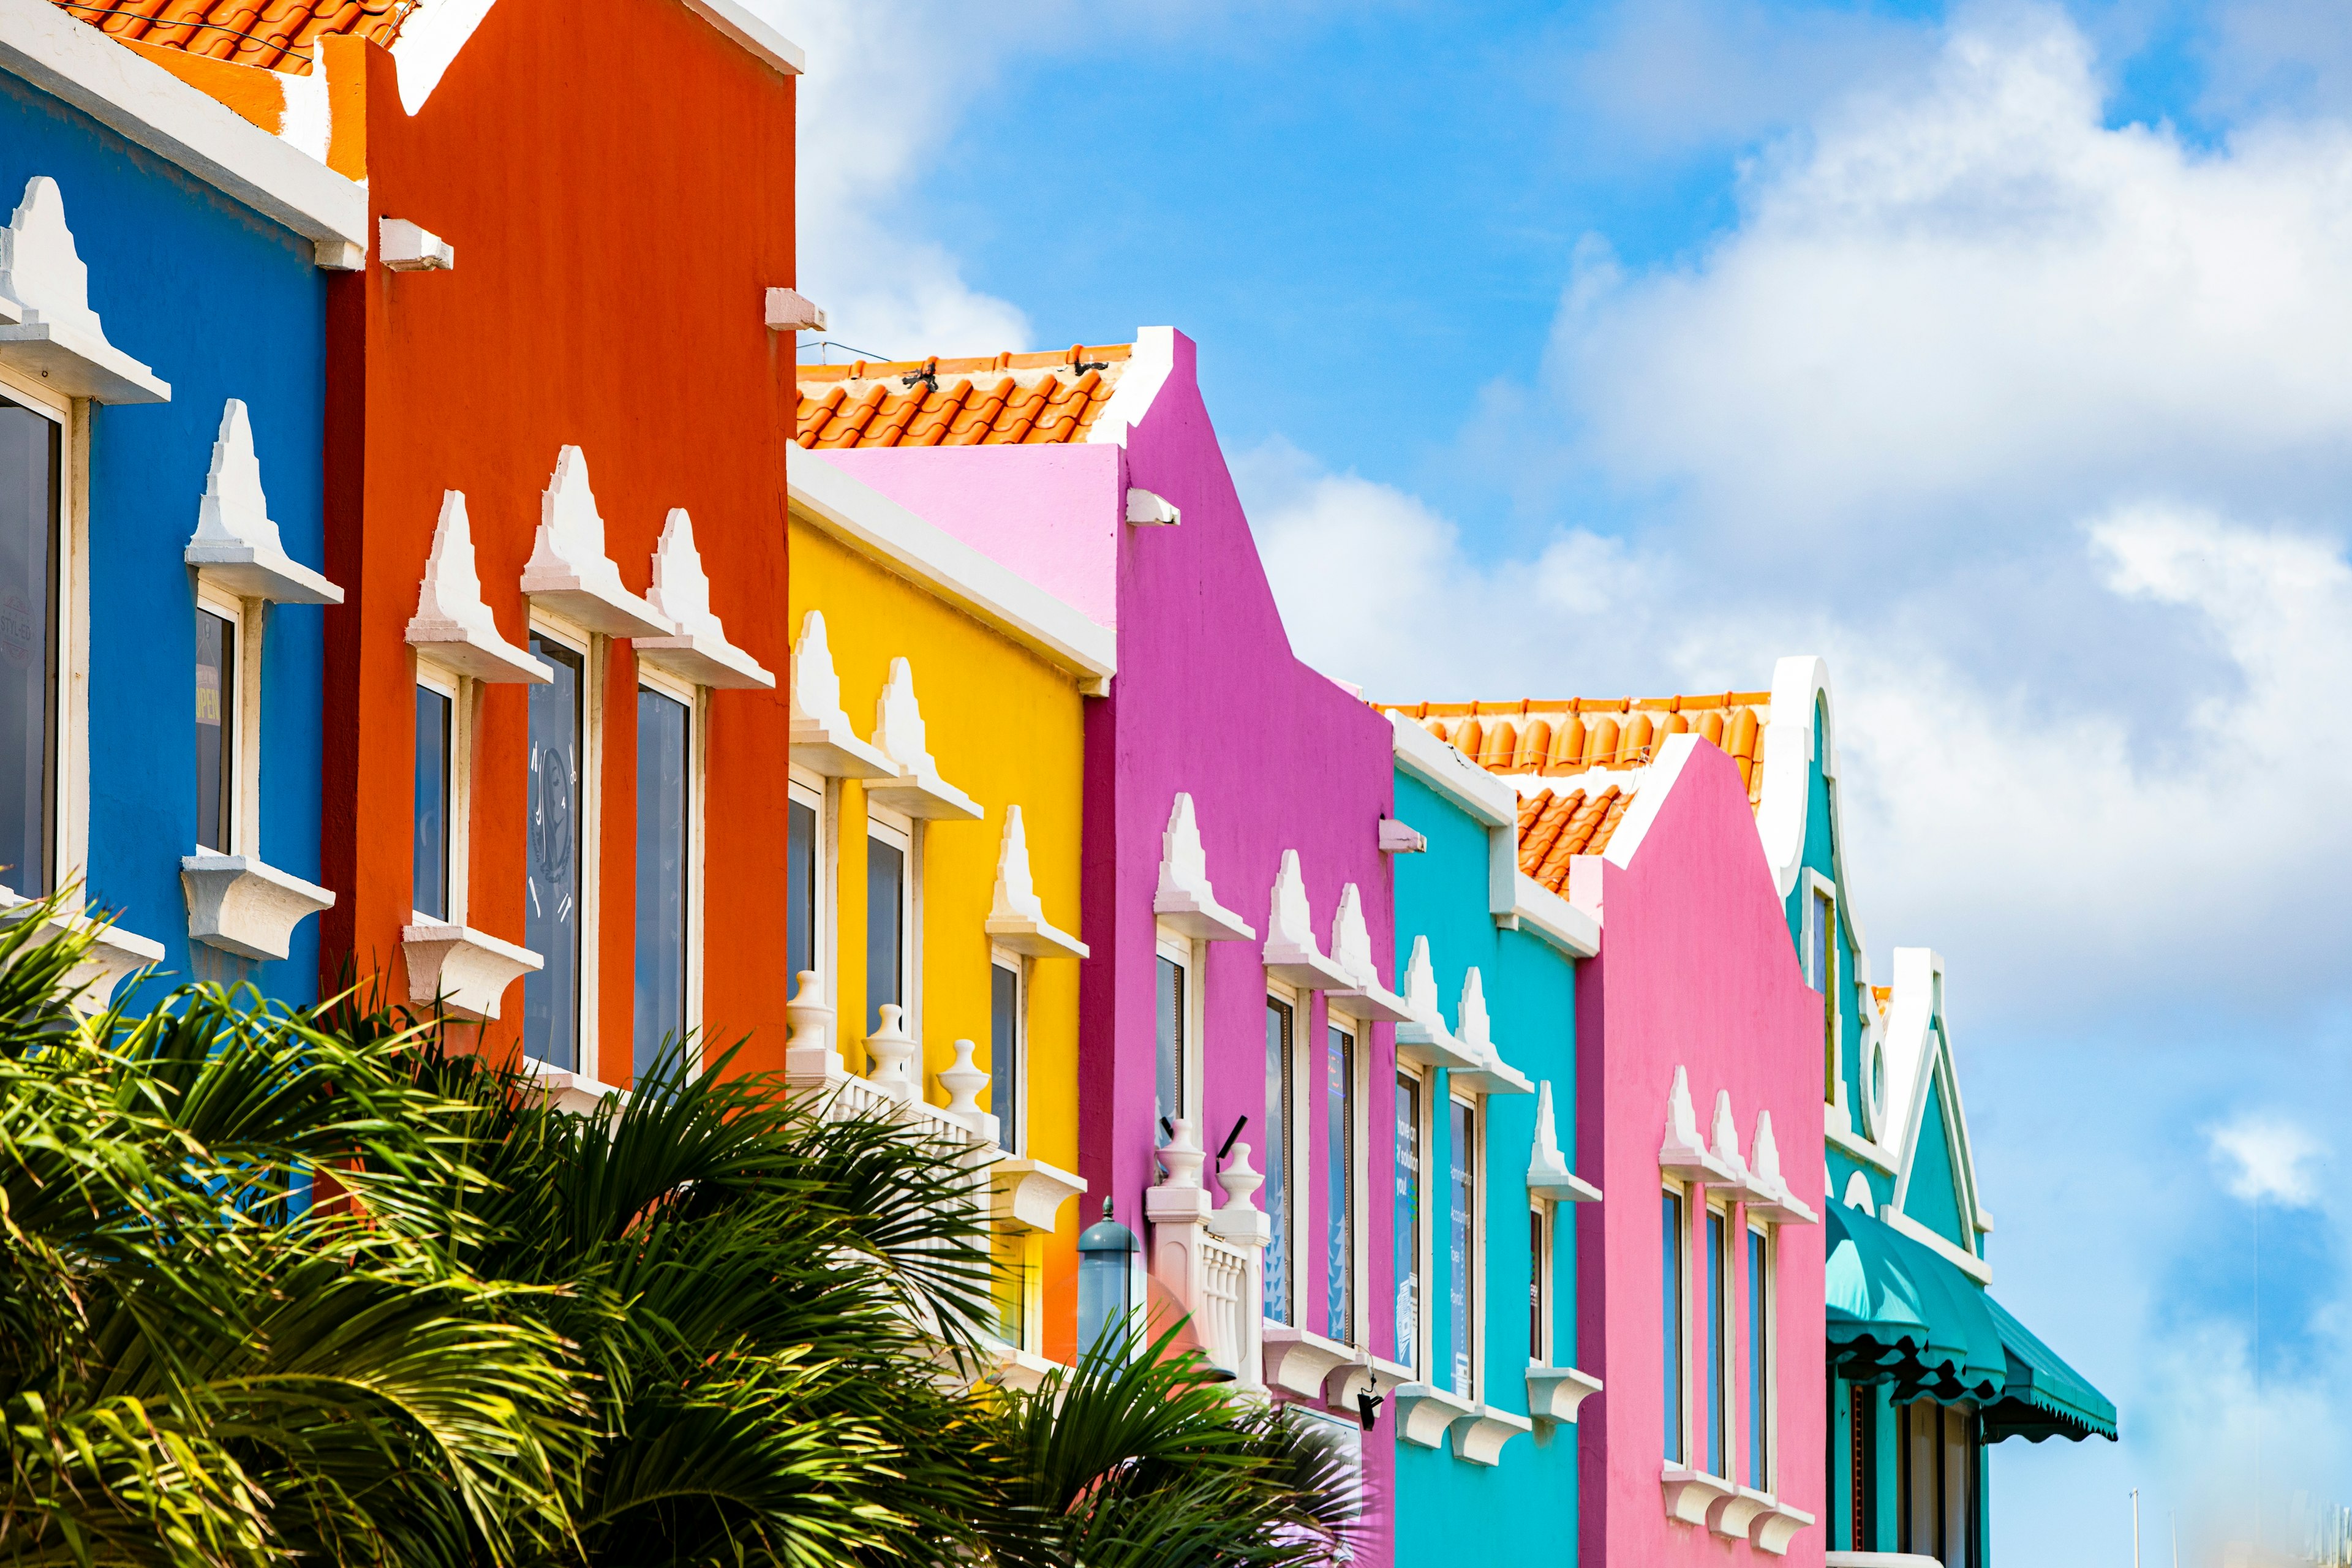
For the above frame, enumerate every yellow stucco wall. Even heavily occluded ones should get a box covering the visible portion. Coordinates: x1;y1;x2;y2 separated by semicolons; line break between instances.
786;510;1088;1350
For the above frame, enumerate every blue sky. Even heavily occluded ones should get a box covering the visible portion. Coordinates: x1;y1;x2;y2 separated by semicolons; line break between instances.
769;2;2352;1560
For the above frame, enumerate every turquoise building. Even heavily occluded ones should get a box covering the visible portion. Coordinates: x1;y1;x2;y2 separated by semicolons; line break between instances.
1381;709;1603;1563
0;1;367;1007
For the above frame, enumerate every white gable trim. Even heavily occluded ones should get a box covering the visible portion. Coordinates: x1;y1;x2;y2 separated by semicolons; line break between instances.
1883;947;1989;1273
1599;732;1701;870
0;0;366;252
1388;710;1515;826
1085;325;1174;450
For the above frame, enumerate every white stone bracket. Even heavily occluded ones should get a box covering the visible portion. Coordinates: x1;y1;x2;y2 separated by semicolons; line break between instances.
402;922;543;1019
181;854;333;962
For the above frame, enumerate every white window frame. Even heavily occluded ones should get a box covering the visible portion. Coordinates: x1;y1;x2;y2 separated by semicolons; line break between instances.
1396;1061;1432;1376
635;663;705;1049
1155;924;1202;1133
1447;1087;1484;1402
1322;1009;1366;1348
524;610;603;1079
0;364;81;899
989;941;1027;1153
864;802;917;1041
1264;976;1306;1329
412;660;475;925
191;578;263;858
1747;1215;1777;1494
787;764;832;998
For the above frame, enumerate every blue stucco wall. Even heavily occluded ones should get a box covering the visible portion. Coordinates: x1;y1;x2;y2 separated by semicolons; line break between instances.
1390;769;1584;1563
0;70;330;1005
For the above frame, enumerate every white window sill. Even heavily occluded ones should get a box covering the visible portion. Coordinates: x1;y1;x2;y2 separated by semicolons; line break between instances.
1661;1464;1737;1526
988;1156;1086;1233
181;854;334;961
1450;1403;1533;1466
0;320;166;403
1392;1382;1476;1449
1260;1322;1364;1399
519;1057;627;1117
0;891;162;1012
401;922;542;1019
1526;1363;1604;1423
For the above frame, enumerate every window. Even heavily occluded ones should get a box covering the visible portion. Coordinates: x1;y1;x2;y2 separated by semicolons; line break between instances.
633;685;691;1080
1529;1201;1552;1365
1898;1400;1981;1568
1812;883;1838;1100
1264;991;1297;1324
865;811;911;1036
1706;1205;1730;1477
194;605;235;853
1324;1020;1355;1343
991;955;1022;1152
1395;1069;1423;1369
1448;1094;1477;1398
1156;937;1189;1141
524;633;586;1070
0;393;58;899
1662;1189;1685;1462
786;775;820;983
1749;1224;1773;1490
412;683;451;920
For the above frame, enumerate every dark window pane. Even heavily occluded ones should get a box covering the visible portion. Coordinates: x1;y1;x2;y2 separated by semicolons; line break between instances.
787;796;815;981
523;636;584;1070
1394;1072;1419;1366
0;399;55;897
195;609;234;854
1155;955;1184;1141
412;685;451;920
1449;1097;1475;1396
865;833;903;1035
633;688;690;1082
992;961;1020;1152
1325;1024;1353;1341
1264;997;1295;1324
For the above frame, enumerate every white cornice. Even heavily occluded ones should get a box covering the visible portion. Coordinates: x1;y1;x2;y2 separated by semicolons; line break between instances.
1389;711;1515;826
788;447;1117;692
0;0;366;252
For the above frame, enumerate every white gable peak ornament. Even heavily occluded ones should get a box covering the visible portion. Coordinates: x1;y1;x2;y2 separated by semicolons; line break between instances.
1152;792;1253;940
1263;850;1350;989
864;657;981;820
519;446;672;637
0;176;167;403
633;509;774;689
184;400;342;604
405;491;552;684
984;805;1087;959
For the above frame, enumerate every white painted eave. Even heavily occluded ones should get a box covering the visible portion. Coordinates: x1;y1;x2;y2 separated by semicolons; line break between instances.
1388;711;1515;827
788;447;1117;690
680;0;802;74
0;0;368;251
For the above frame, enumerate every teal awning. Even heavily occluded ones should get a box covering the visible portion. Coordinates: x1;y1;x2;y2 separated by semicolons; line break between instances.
1825;1203;2117;1444
1824;1202;2005;1403
1979;1292;2117;1443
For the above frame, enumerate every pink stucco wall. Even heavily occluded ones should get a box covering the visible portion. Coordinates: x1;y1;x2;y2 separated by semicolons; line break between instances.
1577;742;1828;1568
816;331;1402;1564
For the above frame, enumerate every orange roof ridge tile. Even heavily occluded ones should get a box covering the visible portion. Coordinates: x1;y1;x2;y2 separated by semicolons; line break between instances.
52;0;412;72
794;345;1129;450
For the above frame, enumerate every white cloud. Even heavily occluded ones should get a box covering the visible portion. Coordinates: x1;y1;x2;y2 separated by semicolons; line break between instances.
2211;1115;2326;1207
1552;6;2352;541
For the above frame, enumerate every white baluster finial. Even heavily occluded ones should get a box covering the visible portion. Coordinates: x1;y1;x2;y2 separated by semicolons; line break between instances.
863;1003;917;1102
938;1037;989;1121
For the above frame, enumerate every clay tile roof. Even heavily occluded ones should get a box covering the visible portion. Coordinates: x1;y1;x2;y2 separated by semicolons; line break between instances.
794;344;1132;450
1381;690;1776;887
51;0;411;72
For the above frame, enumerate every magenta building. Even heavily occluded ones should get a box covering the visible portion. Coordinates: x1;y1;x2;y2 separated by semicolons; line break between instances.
804;328;1406;1561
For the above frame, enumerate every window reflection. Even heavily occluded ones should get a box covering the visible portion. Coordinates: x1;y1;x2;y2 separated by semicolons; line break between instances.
523;636;584;1069
633;687;689;1080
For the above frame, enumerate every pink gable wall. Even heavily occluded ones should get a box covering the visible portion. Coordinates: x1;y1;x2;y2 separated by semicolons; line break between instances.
1577;741;1828;1568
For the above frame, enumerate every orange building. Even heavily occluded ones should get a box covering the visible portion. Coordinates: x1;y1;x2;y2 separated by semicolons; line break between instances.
55;0;807;1084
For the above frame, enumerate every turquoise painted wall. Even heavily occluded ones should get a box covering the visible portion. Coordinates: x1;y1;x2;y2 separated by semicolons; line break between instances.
1390;770;1584;1564
1902;1066;1970;1251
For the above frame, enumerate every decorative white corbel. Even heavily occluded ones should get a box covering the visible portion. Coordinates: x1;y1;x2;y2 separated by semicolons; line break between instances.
633;510;774;689
1526;1364;1604;1424
1152;793;1254;941
1394;935;1477;1071
786;611;892;778
1661;1066;1735;1183
1262;850;1351;990
519;447;672;637
405;493;552;684
1449;968;1532;1095
0;177;166;402
1325;883;1409;1022
864;658;981;820
182;855;335;961
1527;1080;1602;1202
401;922;543;1019
983;805;1086;958
184;401;342;604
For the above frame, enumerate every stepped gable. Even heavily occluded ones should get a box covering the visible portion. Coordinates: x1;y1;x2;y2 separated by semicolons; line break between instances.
1379;691;1773;897
49;0;409;72
795;344;1130;450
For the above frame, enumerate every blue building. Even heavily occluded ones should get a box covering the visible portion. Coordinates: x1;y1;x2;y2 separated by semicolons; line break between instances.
1380;708;1603;1563
0;0;366;1007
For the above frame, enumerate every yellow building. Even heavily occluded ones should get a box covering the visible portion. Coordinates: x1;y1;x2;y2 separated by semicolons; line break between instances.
783;449;1109;1378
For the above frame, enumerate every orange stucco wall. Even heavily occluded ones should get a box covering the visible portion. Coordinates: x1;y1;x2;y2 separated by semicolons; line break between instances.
318;0;796;1074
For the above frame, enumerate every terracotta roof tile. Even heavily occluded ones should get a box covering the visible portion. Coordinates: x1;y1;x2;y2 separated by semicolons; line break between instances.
1385;691;1775;892
795;345;1131;450
52;0;410;72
